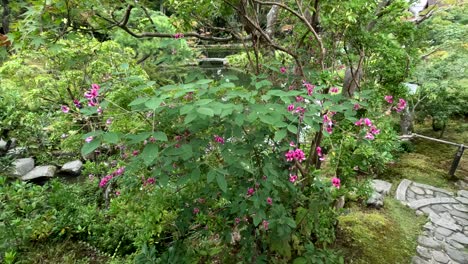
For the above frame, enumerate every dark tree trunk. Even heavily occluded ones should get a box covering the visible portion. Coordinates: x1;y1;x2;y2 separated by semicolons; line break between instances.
1;0;9;34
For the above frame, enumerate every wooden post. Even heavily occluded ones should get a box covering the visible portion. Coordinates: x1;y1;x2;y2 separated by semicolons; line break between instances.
449;145;465;178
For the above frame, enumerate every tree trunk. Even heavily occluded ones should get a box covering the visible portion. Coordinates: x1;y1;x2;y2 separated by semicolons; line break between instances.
266;5;279;38
342;67;363;98
1;0;10;34
400;108;414;135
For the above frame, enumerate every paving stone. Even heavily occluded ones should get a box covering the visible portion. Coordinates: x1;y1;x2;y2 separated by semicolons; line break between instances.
418;236;442;249
396;179;412;201
435;192;451;198
426;189;434;195
413;182;454;196
455;197;468;205
417;194;426;200
458;190;468;199
450;209;468;220
432;250;450;264
409;197;458;210
432;204;450;213
424;222;435;231
445;246;468;263
408;191;417;199
422;206;437;216
417;246;433;259
453;204;468;213
435;227;454;237
432;216;462;232
452;216;468;227
448;233;468;245
412;256;431;264
443;204;454;210
411;186;426;195
447;239;465;249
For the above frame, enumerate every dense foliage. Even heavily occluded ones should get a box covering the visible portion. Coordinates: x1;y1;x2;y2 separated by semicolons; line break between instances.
0;1;466;263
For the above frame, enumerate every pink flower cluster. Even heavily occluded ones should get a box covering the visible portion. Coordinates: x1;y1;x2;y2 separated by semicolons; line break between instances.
355;118;380;140
330;87;339;94
323;112;335;134
247;187;255;196
287;104;306;116
331;177;341;188
280;67;287;73
61;105;70;113
99;167;125;188
173;33;184;39
316;146;325;161
84;84;100;107
303;81;315;96
289;174;298;183
384;96;407;112
214;135;225;144
285;149;306;162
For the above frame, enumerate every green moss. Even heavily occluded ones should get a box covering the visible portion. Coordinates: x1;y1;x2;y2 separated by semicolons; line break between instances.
335;199;425;264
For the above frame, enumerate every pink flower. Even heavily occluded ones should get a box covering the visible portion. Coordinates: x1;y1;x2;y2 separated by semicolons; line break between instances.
115;167;125;176
61;105;70;113
146;177;156;185
296;96;304;102
396;98;407;112
285;150;295;161
303;81;315;96
106;118;113;125
132;150;139;156
384;95;393;104
247;187;255;196
325;126;333;134
115;191;121;196
97;106;103;115
73;99;82;109
364;118;372;127
355;119;363;126
85;136;94;143
287;104;295;112
173;33;184;39
267;197;272;205
295;106;305;114
262;220;269;230
88;174;95;181
330;87;339;93
280;67;287;73
353;104;360;110
149;136;156;143
235;218;241;224
316;146;322;156
323;115;332;126
293;149;306;162
289;174;298;183
214;135;225;144
370;126;380;135
193;207;200;214
289;141;296;147
365;133;375;140
331;177;341;188
99;174;113;188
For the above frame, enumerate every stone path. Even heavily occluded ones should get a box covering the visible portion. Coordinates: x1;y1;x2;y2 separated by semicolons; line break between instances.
396;179;468;264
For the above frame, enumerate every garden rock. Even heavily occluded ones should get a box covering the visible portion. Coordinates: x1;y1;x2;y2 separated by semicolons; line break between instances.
366;192;384;208
396;179;468;264
0;138;7;150
60;160;83;175
7;147;27;157
372;179;392;195
22;165;57;181
12;158;34;176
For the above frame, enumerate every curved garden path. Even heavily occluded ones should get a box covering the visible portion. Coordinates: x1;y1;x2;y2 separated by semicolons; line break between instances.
395;179;468;264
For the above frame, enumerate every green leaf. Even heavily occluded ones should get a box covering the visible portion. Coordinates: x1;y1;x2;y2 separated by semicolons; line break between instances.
103;132;119;144
207;170;217;183
152;132;168;141
191;168;201;182
253;214;262;226
184;112;197;124
81;139;101;156
196;79;213;85
197;107;214;117
129;97;149;107
287;125;298;134
195;99;213;106
274;129;287;142
180;105;194;115
216;174;227;192
126;132;152;144
141;143;159;166
145;97;163;110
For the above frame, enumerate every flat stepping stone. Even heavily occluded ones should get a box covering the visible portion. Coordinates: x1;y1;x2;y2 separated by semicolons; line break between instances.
22;165;57;181
372;179;392;195
408;197;458;210
396;179;412;202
